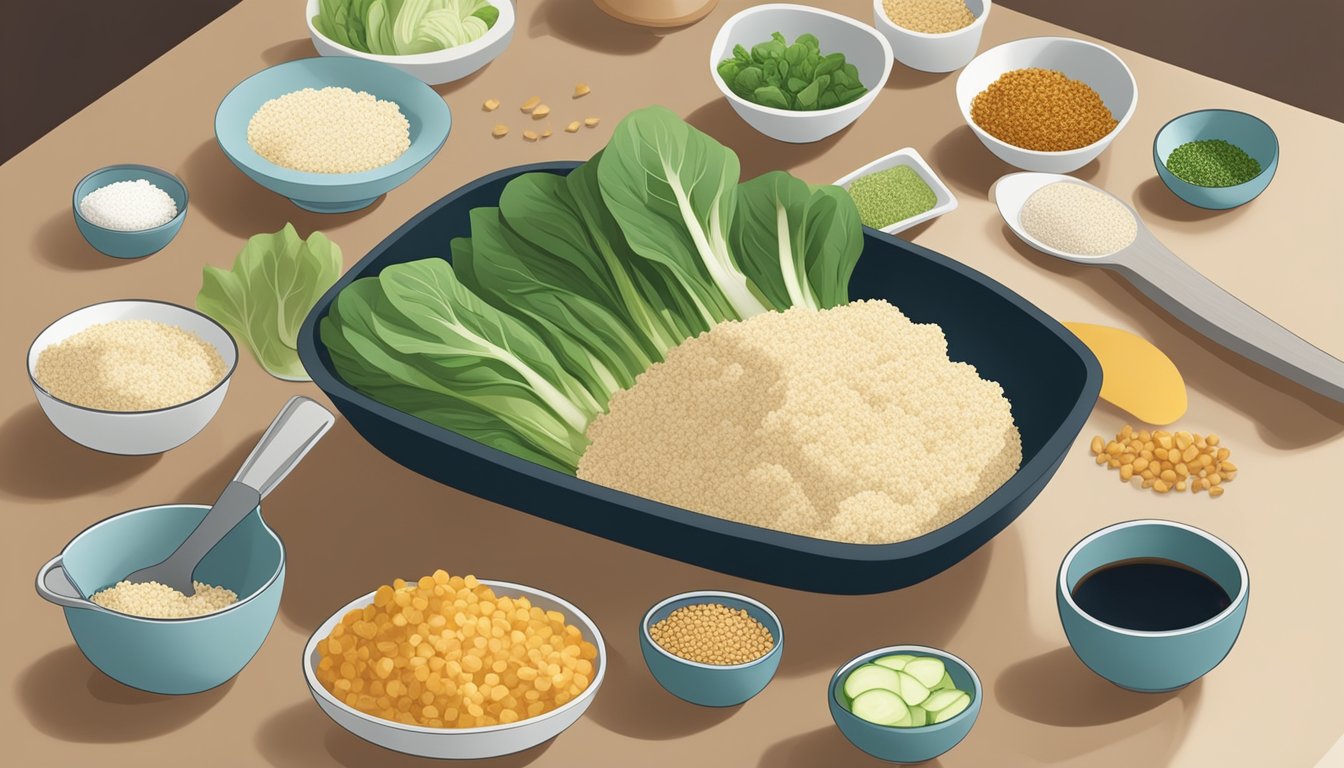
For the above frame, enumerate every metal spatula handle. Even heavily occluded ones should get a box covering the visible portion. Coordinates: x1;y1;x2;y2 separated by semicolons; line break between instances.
124;396;335;594
1112;231;1344;402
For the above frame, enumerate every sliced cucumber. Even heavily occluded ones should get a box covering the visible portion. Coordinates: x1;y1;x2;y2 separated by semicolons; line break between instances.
924;689;965;713
851;688;909;726
931;692;971;723
894;670;931;707
892;711;913;727
904;657;946;689
905;705;928;727
843;664;901;702
932;671;956;692
873;654;916;672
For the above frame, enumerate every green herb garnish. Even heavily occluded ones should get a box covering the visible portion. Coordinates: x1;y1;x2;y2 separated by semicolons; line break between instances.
1165;139;1262;187
717;32;868;111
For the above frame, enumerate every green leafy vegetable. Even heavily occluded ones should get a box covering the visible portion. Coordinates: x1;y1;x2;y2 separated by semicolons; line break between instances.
717;32;868;112
321;106;863;473
198;223;342;381
314;0;499;56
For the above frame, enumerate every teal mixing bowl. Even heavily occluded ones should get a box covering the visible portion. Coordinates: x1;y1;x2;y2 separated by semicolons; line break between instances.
214;57;451;213
830;645;982;763
1057;519;1248;693
639;591;782;707
1153;109;1278;210
36;503;284;694
72;164;188;258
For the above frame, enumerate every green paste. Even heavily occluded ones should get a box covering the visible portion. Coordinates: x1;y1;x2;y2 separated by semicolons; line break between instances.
1165;139;1262;187
848;166;937;229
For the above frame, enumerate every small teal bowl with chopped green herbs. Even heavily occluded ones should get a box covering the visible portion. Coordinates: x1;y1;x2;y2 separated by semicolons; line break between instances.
214;57;451;213
1153;109;1278;210
830;645;981;764
640;591;783;707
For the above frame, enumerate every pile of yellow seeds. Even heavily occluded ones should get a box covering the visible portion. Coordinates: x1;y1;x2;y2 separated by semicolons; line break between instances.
649;603;775;665
882;0;975;34
1090;425;1237;497
484;85;599;141
315;571;598;729
970;68;1117;152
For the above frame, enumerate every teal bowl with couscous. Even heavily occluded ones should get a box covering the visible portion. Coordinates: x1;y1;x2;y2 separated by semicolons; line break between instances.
36;503;284;694
72;164;188;259
215;57;451;213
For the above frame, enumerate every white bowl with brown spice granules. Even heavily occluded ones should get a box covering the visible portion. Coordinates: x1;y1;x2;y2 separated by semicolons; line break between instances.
27;299;237;455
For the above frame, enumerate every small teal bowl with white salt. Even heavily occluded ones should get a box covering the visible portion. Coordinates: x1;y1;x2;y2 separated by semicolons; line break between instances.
1153;109;1278;210
214;57;451;213
72;164;188;259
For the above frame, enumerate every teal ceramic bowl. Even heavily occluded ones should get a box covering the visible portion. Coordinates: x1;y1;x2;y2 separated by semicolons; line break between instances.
830;645;982;763
1153;109;1278;210
214;57;451;213
639;591;782;707
1057;519;1248;693
72;164;188;258
35;503;284;694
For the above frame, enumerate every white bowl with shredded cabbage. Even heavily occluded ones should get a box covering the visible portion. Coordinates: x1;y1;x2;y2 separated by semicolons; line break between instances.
27;300;238;455
305;0;515;85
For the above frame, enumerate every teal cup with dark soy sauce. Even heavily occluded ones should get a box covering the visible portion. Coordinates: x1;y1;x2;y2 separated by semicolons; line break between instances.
1057;519;1248;692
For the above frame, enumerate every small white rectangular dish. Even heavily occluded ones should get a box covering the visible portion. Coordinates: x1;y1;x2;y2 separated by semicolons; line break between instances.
834;147;958;235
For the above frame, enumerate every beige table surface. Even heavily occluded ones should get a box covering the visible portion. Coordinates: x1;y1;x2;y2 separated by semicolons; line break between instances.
5;1;1342;766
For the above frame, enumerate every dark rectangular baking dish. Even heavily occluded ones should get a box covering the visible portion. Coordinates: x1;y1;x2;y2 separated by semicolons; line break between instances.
298;162;1101;594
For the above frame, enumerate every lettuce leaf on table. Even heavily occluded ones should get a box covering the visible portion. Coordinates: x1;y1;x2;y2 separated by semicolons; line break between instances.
198;223;342;382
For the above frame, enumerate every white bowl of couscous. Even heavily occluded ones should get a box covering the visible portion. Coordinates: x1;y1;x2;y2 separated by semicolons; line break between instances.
303;577;606;760
305;0;515;85
27;300;237;455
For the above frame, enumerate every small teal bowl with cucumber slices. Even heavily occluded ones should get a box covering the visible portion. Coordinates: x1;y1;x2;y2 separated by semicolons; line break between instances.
830;645;981;763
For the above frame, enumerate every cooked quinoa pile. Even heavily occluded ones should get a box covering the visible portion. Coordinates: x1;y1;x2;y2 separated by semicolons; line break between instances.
34;319;227;411
578;301;1022;544
91;580;238;619
247;86;411;174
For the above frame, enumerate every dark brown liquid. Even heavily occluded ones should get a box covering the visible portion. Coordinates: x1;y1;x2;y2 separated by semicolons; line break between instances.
1071;557;1231;631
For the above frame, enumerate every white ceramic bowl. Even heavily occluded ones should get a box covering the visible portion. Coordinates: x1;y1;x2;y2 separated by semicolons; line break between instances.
872;0;990;73
27;300;237;455
956;36;1137;173
304;580;606;760
834;147;958;234
710;4;893;144
305;0;515;85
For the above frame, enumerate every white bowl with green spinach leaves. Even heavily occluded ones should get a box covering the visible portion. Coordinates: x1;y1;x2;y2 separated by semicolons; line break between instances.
711;4;893;144
306;0;515;85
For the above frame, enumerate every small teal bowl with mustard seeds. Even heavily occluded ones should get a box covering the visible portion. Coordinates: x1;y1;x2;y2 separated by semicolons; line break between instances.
1153;109;1278;210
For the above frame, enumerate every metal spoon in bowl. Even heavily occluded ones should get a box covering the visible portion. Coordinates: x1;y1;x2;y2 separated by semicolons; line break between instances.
124;396;336;595
993;172;1344;403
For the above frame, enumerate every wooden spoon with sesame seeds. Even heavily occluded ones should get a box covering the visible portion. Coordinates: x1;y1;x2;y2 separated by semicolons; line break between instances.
994;172;1344;403
124;396;335;595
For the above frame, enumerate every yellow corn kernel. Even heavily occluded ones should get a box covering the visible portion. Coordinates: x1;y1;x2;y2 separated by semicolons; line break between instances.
521;96;541;113
483;98;500;111
573;83;591;98
491;124;509;138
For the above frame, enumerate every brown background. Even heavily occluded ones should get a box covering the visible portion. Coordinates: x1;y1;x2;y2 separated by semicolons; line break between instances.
2;0;1342;163
4;0;1343;766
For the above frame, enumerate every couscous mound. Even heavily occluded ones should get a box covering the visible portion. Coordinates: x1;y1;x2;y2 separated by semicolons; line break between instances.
577;301;1022;544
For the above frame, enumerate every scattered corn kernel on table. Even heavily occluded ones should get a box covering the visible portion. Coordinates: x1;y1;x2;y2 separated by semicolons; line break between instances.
5;1;1342;766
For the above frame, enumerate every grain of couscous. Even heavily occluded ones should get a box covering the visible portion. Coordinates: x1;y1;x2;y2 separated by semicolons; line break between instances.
578;301;1022;544
970;68;1117;152
91;580;238;618
1020;181;1136;256
649;603;775;665
34;319;227;411
247;87;410;174
314;571;599;729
